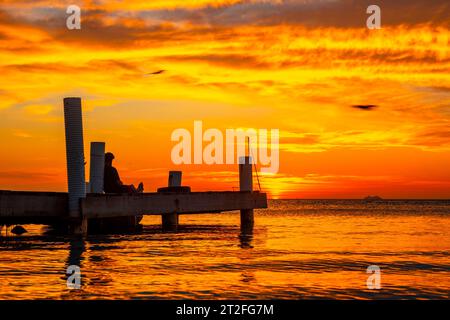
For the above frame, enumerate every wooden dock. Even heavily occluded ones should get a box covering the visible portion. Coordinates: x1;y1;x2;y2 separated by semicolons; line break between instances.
0;97;268;235
0;190;267;222
0;190;267;233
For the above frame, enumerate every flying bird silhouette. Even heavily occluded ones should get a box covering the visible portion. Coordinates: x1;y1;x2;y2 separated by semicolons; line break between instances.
144;69;166;76
352;105;378;111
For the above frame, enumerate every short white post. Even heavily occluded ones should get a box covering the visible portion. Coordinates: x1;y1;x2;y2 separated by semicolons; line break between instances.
63;97;87;235
168;171;182;187
239;156;254;233
89;142;105;193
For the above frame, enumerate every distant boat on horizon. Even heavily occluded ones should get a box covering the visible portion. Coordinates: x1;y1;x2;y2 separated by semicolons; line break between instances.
363;195;383;202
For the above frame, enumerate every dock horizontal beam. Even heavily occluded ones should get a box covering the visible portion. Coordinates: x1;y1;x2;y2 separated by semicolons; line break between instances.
0;190;68;224
82;192;267;218
0;190;267;224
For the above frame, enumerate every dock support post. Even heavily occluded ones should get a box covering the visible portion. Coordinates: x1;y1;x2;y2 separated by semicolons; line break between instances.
68;217;88;235
161;171;182;231
239;156;254;233
64;97;87;236
162;212;179;230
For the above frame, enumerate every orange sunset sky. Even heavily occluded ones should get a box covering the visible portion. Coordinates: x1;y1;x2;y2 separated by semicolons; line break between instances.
0;0;449;199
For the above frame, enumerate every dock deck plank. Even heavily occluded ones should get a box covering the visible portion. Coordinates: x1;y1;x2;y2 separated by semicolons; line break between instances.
82;191;267;218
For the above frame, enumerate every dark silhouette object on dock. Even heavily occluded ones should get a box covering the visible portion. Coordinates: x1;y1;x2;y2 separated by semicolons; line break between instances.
102;152;144;227
157;171;191;193
352;105;378;111
104;152;144;194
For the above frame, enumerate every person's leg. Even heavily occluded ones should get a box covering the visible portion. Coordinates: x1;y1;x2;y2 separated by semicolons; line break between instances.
120;184;143;194
120;185;135;194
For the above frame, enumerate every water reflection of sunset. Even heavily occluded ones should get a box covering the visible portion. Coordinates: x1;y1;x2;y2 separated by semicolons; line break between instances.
1;201;449;299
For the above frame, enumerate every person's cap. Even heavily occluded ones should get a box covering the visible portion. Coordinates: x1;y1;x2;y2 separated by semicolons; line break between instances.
105;152;115;161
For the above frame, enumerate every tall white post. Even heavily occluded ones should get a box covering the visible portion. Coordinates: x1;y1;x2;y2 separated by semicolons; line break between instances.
63;97;86;217
89;142;105;193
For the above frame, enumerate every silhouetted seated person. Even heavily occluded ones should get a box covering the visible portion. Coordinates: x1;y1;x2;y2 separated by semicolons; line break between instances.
104;152;144;194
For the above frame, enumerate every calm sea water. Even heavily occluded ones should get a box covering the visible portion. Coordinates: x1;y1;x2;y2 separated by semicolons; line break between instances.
0;200;449;299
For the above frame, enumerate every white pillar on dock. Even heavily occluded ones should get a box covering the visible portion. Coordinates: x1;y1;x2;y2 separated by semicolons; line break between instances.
89;142;105;193
162;171;182;230
63;97;86;218
239;156;254;233
239;156;253;192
